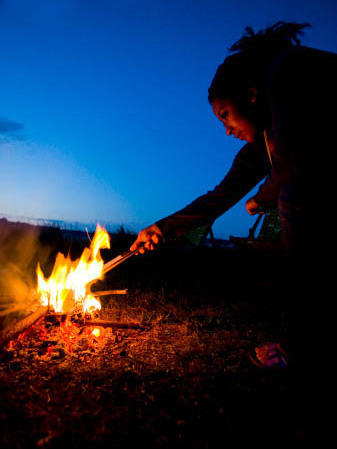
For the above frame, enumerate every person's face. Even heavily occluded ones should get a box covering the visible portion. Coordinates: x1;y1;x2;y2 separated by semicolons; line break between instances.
212;97;258;144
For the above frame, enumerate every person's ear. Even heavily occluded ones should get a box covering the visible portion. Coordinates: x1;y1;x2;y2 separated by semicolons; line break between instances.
249;88;257;104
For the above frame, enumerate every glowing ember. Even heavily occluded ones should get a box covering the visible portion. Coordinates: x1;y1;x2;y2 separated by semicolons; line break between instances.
36;224;110;315
92;328;101;338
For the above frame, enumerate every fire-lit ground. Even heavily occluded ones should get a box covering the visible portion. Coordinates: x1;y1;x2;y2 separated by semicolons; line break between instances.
0;232;306;446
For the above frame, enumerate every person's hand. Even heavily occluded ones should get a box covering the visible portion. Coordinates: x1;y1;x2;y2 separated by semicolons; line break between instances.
245;197;264;215
130;224;163;254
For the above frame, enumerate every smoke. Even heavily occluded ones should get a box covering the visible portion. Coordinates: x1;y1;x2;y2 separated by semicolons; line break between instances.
0;219;58;329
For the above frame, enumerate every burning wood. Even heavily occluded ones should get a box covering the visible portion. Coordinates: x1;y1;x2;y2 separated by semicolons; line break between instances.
1;225;139;347
0;305;49;347
36;225;134;316
36;224;110;316
92;289;128;296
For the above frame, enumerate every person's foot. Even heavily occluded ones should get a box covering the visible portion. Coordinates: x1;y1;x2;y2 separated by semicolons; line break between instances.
250;343;288;369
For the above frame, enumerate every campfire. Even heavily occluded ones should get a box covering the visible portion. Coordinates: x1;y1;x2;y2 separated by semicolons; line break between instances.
1;224;144;351
36;224;109;317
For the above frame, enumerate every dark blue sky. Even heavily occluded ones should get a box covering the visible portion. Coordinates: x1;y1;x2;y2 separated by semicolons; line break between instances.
1;0;336;238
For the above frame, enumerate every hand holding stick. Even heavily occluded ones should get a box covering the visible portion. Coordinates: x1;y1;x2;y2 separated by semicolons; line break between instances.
103;223;163;275
130;224;163;253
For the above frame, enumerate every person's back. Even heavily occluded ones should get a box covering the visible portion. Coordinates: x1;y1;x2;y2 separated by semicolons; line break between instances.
265;44;337;168
263;45;337;257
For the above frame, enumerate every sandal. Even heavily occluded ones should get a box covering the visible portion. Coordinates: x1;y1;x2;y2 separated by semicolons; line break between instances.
250;343;288;369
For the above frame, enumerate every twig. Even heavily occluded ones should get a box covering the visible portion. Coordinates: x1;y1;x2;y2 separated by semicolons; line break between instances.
0;305;49;347
80;319;148;330
85;227;92;243
92;289;128;296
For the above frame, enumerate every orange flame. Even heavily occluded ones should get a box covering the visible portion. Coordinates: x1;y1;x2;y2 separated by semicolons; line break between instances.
36;224;110;315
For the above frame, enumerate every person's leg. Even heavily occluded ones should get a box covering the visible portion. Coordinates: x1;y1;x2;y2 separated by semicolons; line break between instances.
277;186;329;440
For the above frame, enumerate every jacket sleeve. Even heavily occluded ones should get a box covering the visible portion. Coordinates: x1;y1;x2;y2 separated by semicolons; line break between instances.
156;142;271;238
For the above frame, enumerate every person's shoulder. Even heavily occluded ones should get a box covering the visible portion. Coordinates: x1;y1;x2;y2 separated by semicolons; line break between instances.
266;46;337;97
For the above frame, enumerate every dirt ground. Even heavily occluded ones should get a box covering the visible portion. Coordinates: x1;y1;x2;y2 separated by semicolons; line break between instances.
0;231;312;447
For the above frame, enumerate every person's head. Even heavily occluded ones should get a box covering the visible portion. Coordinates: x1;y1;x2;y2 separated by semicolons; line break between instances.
211;94;258;144
209;21;310;143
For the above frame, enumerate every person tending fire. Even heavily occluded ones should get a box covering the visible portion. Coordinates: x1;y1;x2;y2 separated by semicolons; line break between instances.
131;21;337;377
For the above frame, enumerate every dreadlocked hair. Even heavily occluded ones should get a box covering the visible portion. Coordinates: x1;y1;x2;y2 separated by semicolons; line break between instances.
229;22;310;55
208;21;311;104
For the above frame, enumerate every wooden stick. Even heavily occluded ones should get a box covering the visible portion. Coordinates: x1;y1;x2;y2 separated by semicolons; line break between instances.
0;305;49;347
92;289;128;296
80;319;147;330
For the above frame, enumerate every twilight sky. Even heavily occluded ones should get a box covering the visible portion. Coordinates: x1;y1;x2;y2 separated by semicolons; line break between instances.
1;0;336;238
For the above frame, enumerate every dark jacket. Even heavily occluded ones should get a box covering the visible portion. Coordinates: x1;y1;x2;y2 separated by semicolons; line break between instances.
157;45;337;240
255;45;337;206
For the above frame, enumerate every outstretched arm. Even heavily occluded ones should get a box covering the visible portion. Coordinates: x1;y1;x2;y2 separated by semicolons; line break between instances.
155;141;271;238
131;141;271;252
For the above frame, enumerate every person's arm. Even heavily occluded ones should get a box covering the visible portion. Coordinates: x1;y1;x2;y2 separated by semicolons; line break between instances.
155;141;271;239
